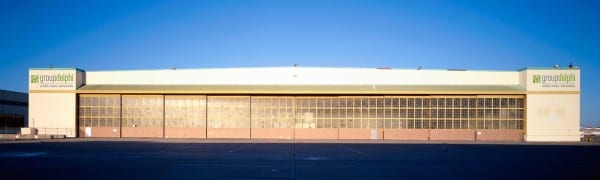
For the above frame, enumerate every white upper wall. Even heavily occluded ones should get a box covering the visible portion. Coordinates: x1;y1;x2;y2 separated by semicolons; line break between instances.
85;67;520;86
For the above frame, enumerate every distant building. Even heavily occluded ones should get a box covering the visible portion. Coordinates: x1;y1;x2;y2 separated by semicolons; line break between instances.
581;127;600;142
0;89;28;129
27;66;580;142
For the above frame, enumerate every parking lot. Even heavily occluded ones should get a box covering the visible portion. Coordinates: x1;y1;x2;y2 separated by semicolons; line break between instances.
1;139;599;179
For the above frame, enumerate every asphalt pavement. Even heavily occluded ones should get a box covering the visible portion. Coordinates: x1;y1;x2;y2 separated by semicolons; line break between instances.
0;139;599;179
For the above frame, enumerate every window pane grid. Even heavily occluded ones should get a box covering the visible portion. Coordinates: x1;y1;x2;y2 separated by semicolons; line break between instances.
78;94;120;127
78;95;525;130
121;95;163;128
207;96;250;128
165;95;206;128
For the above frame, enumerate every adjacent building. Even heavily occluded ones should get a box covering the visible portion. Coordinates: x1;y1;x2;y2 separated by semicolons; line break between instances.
27;66;581;141
0;89;28;133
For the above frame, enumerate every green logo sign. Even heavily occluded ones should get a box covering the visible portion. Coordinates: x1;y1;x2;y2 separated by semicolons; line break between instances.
30;75;39;83
532;73;576;84
532;73;576;89
532;75;541;84
30;73;74;84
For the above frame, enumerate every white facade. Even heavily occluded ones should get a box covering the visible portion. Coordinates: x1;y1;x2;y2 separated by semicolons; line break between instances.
520;69;581;141
86;67;519;86
28;67;581;141
28;68;84;137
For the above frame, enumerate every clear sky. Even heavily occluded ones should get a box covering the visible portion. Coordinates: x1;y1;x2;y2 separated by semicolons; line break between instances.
1;0;598;126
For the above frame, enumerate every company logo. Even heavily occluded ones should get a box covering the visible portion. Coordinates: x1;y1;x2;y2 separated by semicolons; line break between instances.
532;73;577;88
30;73;74;84
532;75;540;84
30;75;39;83
532;73;576;84
29;73;75;89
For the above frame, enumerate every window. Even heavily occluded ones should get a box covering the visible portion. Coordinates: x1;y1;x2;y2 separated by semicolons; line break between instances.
78;94;120;127
121;95;163;128
78;94;525;131
207;96;250;128
165;95;206;128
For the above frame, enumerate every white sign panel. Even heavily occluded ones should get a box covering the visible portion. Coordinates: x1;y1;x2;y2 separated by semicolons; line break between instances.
29;69;81;90
525;69;580;91
85;127;91;137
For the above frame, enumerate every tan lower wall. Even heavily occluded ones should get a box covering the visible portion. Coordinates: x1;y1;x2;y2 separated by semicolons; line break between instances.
251;128;293;139
294;128;338;139
339;129;383;140
207;128;250;139
77;127;85;138
121;127;163;138
475;129;523;141
78;127;120;138
430;129;475;141
165;127;206;139
384;129;430;140
75;126;522;141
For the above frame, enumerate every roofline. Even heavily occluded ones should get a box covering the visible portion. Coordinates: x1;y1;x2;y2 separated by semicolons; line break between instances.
61;66;522;73
0;89;28;94
518;67;581;71
29;66;580;73
73;84;527;95
30;68;85;72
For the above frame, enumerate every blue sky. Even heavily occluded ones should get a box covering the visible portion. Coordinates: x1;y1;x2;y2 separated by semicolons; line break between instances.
1;0;598;126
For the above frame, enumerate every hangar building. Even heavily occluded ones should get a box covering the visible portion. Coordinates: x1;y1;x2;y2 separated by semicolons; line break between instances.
27;66;580;141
